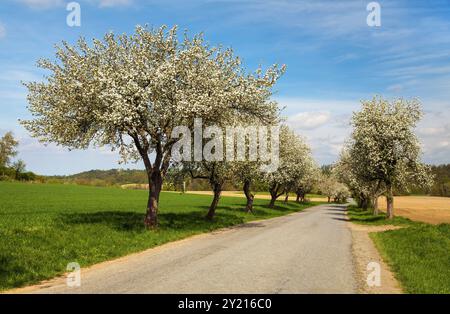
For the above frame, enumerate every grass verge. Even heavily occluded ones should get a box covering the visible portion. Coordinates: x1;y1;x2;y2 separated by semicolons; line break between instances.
0;182;321;291
347;205;450;293
347;205;416;226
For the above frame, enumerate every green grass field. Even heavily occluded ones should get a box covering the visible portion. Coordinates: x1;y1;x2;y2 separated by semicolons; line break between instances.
0;182;321;291
347;205;414;226
347;206;450;294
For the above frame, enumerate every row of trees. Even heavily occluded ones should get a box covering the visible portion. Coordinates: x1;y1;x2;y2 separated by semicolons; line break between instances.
23;25;435;225
22;25;318;228
172;125;319;218
318;174;350;203
334;97;434;219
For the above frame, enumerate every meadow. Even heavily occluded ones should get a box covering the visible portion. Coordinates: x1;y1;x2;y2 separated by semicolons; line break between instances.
0;182;320;291
347;206;450;294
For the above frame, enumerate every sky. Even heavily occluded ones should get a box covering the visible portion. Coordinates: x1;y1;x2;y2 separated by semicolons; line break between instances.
0;0;449;175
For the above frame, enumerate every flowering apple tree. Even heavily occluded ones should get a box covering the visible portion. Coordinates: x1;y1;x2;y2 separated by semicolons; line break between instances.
22;25;283;228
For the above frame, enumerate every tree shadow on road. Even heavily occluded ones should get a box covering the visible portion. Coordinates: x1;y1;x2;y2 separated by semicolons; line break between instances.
332;217;351;222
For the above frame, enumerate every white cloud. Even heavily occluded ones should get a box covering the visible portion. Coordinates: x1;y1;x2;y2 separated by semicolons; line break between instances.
279;97;450;165
18;0;64;9
277;97;359;113
287;111;331;130
98;0;132;7
417;127;447;136
334;53;358;64
17;0;132;9
0;22;5;38
0;89;27;100
386;84;403;93
0;69;41;82
416;111;450;164
274;97;357;165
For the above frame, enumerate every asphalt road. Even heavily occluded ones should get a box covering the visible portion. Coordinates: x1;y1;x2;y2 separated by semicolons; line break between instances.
29;203;357;293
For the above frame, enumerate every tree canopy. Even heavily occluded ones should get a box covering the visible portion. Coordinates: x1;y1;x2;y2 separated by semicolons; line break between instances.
22;25;285;227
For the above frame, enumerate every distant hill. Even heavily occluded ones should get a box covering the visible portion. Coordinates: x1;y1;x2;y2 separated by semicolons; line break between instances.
45;164;450;196
46;168;219;191
47;169;148;186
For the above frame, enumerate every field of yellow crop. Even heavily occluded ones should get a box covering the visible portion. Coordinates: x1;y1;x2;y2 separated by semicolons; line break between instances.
378;196;450;224
180;190;328;202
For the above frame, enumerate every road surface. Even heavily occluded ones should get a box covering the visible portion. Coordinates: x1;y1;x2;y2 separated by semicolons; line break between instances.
27;203;357;293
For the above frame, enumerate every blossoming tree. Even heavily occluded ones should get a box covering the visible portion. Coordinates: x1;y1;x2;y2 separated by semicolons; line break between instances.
22;25;283;228
347;96;433;218
265;125;314;208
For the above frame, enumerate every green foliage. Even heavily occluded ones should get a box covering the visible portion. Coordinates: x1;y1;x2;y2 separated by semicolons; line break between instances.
320;164;333;176
347;205;450;293
347;205;415;226
0;131;18;167
408;164;450;197
0;182;321;291
372;225;450;293
0;166;37;182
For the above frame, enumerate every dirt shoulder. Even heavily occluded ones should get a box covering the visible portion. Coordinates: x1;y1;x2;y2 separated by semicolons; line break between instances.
348;223;403;294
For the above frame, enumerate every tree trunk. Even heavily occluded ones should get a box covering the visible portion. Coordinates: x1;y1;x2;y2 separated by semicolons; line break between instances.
327;196;331;203
296;193;300;202
357;193;364;208
144;170;162;229
268;185;279;208
284;192;289;203
373;196;379;215
243;180;254;213
206;182;222;220
360;194;370;209
269;196;276;208
386;184;394;219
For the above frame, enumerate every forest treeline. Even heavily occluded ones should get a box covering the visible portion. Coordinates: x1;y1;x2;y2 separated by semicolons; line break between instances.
46;165;450;197
47;169;246;191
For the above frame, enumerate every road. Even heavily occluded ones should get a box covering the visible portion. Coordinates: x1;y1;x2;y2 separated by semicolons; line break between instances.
28;203;357;293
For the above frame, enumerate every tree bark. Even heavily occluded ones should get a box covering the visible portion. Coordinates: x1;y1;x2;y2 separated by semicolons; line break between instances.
373;196;379;215
268;184;282;208
386;184;394;219
131;133;167;229
284;192;289;203
206;182;222;220
296;193;300;202
360;193;371;209
144;169;162;229
268;183;286;208
243;180;254;213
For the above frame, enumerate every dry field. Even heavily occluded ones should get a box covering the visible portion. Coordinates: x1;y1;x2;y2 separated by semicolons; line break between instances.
178;190;328;202
121;183;149;190
121;185;328;202
378;196;450;224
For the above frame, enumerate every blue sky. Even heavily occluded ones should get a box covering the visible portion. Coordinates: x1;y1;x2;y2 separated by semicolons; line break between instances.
1;0;449;175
